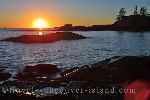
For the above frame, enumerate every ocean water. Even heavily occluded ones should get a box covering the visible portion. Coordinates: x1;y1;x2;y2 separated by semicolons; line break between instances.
0;29;150;73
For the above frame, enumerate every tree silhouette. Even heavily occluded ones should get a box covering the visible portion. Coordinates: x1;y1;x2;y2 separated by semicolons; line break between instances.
116;8;126;21
134;6;139;15
140;7;148;16
119;8;126;16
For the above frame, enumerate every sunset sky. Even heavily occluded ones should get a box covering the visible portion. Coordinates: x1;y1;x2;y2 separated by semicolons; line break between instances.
0;0;150;28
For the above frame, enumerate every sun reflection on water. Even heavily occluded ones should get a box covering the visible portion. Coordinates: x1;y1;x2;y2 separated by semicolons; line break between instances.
38;32;43;35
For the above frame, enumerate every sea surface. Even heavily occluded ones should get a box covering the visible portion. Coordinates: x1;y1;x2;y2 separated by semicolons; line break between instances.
0;29;150;74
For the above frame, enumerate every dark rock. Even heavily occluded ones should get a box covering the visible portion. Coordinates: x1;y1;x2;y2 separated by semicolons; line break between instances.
107;56;150;82
0;93;37;100
14;64;61;82
0;73;11;81
23;64;61;74
48;79;61;88
60;67;79;76
41;94;77;100
0;69;5;72
0;92;76;100
60;67;88;84
7;64;62;89
62;56;150;86
1;56;150;100
56;56;150;100
1;32;86;43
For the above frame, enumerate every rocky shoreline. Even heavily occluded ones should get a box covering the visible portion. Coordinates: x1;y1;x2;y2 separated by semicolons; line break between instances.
0;56;150;100
1;32;86;43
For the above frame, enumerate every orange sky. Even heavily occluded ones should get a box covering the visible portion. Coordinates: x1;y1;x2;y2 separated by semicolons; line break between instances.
0;12;113;28
0;0;116;28
0;0;149;28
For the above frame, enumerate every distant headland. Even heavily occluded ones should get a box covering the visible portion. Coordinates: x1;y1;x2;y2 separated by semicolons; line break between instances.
1;6;150;32
57;6;150;32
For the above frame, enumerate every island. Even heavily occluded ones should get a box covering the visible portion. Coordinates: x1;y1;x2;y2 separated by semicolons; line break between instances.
1;32;86;43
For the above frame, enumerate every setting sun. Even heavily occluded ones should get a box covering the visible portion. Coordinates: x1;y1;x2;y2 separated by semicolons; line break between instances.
33;19;50;28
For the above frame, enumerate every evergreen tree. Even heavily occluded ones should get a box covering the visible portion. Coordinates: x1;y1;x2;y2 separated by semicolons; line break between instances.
140;7;148;16
119;8;126;16
116;8;126;21
134;6;139;15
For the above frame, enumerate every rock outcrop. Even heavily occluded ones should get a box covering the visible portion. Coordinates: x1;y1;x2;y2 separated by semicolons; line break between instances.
0;66;11;81
9;64;62;88
1;56;150;100
1;32;86;43
0;73;11;81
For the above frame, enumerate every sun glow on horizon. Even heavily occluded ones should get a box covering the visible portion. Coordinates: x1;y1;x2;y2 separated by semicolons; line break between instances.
38;32;43;35
33;19;50;28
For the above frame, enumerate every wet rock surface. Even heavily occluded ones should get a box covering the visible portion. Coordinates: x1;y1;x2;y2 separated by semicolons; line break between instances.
0;66;11;81
0;56;150;100
6;64;62;89
0;69;5;72
0;73;11;81
1;32;86;43
23;64;61;75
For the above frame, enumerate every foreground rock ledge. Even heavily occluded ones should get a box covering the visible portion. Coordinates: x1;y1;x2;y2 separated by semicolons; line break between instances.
1;56;150;100
1;32;86;43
